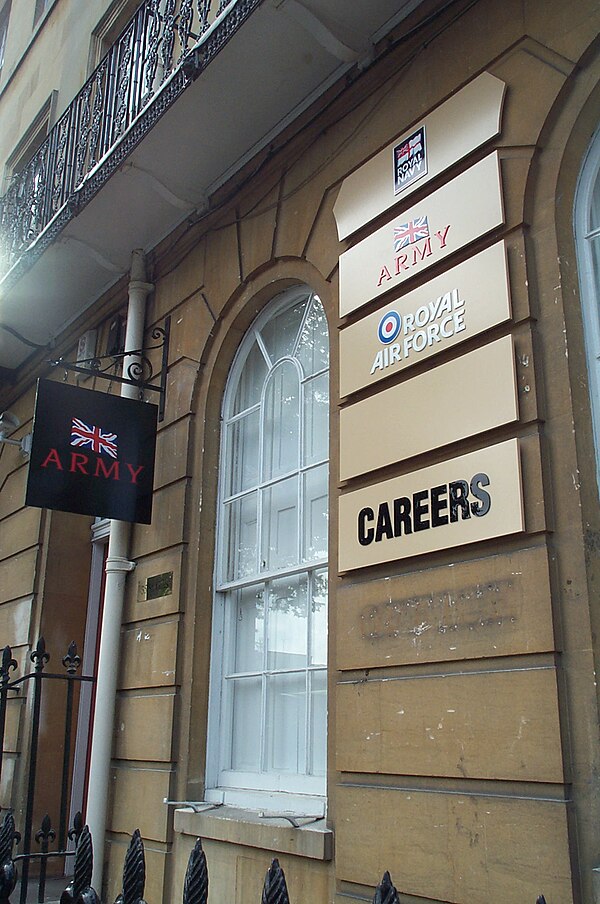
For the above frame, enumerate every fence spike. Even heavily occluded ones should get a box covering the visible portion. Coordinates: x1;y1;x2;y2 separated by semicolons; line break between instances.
62;643;81;675
60;825;99;904
30;638;49;671
114;829;147;904
261;858;290;904
536;897;547;904
0;814;18;865
372;871;400;904
0;813;18;904
68;812;84;844
0;649;17;685
73;825;94;900
35;814;56;845
182;839;208;904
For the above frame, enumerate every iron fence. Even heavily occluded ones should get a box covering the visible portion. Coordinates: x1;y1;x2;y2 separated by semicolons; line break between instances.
0;639;552;904
0;814;551;904
0;640;94;904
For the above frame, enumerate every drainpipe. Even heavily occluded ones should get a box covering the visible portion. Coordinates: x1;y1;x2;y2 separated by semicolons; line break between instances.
86;250;153;890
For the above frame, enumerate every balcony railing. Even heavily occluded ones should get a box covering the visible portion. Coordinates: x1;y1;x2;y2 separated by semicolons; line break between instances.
0;0;258;284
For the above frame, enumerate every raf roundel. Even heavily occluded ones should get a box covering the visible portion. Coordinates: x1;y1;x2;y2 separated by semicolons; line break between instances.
378;310;402;344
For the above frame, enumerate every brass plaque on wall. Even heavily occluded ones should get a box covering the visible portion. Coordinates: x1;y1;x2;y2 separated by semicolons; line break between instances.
334;72;506;239
338;439;524;572
339;152;504;318
340;336;518;480
339;241;511;398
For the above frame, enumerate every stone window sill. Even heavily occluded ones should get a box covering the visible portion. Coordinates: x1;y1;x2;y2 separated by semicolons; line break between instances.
174;805;333;861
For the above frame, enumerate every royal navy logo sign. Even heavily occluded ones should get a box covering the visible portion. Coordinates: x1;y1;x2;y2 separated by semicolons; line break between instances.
393;126;427;194
26;380;157;523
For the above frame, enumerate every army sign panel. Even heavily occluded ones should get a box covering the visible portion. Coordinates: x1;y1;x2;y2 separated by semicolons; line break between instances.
26;380;157;524
339;152;504;318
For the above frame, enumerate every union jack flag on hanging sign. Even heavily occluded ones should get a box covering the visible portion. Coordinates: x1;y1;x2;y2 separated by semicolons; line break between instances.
394;216;430;251
71;418;118;458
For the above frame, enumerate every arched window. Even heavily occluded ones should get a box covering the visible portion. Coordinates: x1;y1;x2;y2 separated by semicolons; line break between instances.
575;126;600;495
205;286;329;810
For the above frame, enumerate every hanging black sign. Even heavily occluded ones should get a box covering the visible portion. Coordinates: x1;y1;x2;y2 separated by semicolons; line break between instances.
26;380;157;524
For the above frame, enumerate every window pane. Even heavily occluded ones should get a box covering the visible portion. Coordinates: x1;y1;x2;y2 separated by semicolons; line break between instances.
266;672;306;773
261;477;298;571
259;299;305;362
297;296;329;376
227;410;259;495
591;171;600;231
211;287;330;798
233;585;265;673
230;677;262;771
267;575;308;670
309;669;327;776
223;492;257;582
590;235;600;287
263;362;300;481
303;372;329;466
310;570;327;666
233;339;268;415
303;465;328;562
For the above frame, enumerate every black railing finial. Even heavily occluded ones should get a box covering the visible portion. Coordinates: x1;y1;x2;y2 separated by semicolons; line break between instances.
261;858;290;904
373;871;401;904
0;812;19;904
62;643;81;675
115;829;146;904
30;639;49;672
0;649;17;686
182;838;208;904
60;824;99;904
68;812;84;846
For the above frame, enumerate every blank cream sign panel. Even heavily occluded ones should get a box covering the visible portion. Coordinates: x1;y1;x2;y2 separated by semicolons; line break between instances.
339;152;504;318
338;439;524;572
339;241;511;398
334;71;506;239
339;335;518;481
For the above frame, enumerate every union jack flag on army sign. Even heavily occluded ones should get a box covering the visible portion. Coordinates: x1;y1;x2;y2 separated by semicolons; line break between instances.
26;380;157;523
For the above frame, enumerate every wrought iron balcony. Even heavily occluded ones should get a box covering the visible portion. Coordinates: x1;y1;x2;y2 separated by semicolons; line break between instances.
0;0;417;372
0;0;258;285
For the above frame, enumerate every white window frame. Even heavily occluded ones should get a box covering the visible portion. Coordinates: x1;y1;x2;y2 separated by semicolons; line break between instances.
575;124;600;497
33;0;55;28
205;286;329;814
3;92;56;188
0;2;11;76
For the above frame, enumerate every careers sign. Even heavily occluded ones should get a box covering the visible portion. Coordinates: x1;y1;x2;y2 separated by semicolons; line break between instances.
26;380;157;524
338;440;524;572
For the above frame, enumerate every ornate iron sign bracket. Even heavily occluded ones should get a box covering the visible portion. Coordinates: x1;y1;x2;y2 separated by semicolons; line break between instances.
49;316;170;421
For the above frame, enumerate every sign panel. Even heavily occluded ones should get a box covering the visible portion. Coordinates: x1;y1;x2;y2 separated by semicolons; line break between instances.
339;241;510;397
26;380;157;524
334;72;505;239
340;336;518;481
339;152;504;318
338;439;524;572
394;125;427;194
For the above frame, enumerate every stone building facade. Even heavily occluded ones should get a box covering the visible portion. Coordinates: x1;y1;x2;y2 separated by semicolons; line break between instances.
0;1;600;902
